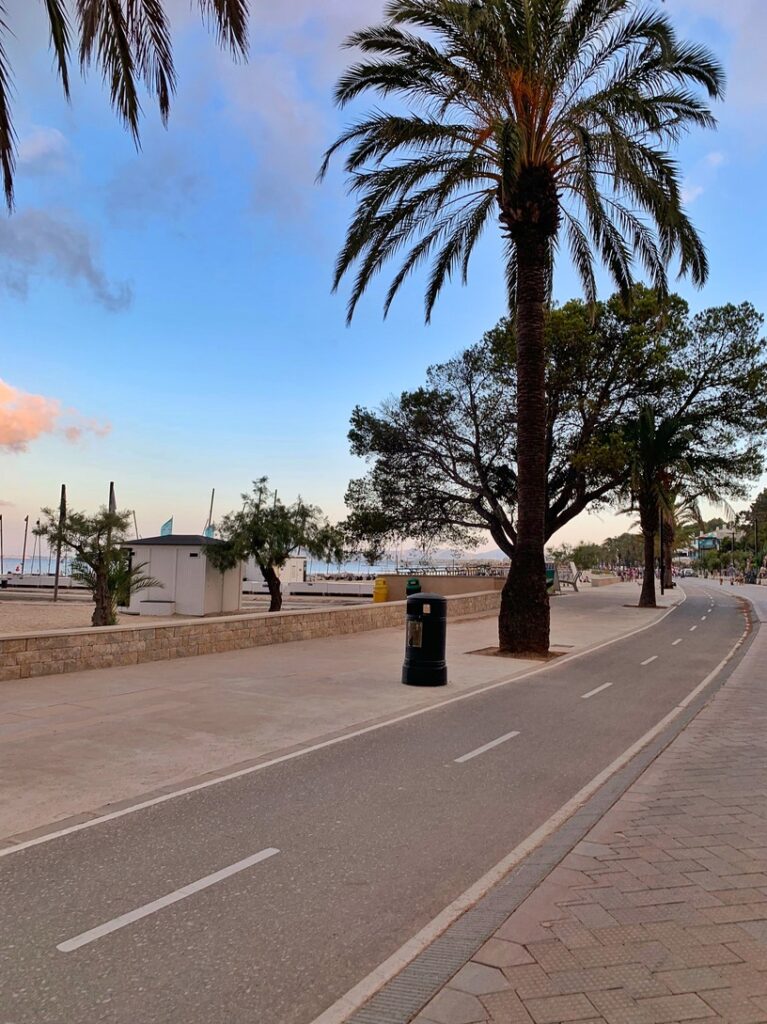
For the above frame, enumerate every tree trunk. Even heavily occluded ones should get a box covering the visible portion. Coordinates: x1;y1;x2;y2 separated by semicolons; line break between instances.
662;512;674;589
639;527;657;608
92;565;115;626
262;563;282;613
499;234;550;654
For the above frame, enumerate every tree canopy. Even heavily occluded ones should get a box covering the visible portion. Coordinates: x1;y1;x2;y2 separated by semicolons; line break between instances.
36;505;159;626
346;289;767;559
207;478;340;612
321;0;723;322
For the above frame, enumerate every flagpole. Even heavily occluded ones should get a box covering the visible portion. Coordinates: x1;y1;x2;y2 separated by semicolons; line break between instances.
21;515;29;576
133;510;140;539
53;484;66;602
205;488;215;532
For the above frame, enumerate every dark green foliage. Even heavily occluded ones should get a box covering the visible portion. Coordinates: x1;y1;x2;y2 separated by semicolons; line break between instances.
36;505;160;626
321;0;724;321
207;478;342;612
346;289;767;562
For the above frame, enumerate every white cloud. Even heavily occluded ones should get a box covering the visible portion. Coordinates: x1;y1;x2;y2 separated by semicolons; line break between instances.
672;0;767;112
169;0;387;215
682;183;705;205
0;209;132;310
681;149;727;207
18;127;72;177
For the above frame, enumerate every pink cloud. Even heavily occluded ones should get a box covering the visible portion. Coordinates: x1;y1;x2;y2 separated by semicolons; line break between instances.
0;379;111;453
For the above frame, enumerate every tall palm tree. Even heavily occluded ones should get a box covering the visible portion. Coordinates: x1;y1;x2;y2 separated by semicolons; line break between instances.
321;0;723;653
0;0;249;209
624;406;740;608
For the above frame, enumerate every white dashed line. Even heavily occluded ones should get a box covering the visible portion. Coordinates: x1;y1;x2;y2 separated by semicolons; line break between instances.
57;848;280;953
701;616;707;621
690;625;697;632
641;656;658;666
672;639;683;646
581;683;613;700
455;731;520;764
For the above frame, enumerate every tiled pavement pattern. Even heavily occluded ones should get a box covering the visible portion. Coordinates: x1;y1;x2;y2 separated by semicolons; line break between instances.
414;643;767;1023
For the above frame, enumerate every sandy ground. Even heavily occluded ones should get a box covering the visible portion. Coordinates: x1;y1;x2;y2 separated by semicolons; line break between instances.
0;599;171;634
0;594;364;636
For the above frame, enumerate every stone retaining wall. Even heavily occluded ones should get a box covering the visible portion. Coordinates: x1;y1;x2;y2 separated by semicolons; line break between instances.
0;591;500;682
379;574;504;602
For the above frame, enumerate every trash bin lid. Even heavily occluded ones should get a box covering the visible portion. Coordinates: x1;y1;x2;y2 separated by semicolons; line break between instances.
405;592;447;614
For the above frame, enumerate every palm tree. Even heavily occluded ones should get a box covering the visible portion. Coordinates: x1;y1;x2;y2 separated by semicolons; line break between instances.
624;407;742;608
71;555;162;626
0;0;249;209
321;0;723;653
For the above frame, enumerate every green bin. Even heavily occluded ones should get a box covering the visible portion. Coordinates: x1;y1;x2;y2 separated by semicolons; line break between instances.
405;577;422;596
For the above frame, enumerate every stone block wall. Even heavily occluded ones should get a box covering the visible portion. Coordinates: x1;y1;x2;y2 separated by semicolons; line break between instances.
0;590;500;682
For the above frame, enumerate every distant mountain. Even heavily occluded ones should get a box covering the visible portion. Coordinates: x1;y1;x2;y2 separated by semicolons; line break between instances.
466;548;509;562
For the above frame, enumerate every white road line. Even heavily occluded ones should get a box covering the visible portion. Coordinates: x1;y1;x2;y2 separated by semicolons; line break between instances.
57;848;279;953
690;625;697;632
701;616;707;621
580;682;613;700
454;731;520;764
309;607;748;1024
672;639;683;646
641;656;658;666
0;591;688;861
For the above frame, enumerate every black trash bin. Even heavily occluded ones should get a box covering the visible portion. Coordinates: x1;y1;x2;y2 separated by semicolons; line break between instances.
402;592;447;686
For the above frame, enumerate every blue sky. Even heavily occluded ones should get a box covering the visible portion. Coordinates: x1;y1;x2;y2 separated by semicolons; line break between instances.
1;0;766;554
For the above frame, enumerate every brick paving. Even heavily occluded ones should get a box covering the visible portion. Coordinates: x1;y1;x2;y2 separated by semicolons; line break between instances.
414;619;767;1024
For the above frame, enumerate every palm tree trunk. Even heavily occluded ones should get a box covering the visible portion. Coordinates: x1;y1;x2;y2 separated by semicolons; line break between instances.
91;564;115;626
663;513;675;589
639;527;657;608
499;235;549;654
262;563;283;613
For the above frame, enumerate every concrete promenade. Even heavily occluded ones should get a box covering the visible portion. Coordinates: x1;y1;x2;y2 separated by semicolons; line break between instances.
0;583;666;841
401;584;767;1024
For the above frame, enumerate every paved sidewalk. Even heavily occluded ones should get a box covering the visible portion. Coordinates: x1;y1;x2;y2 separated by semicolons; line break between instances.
412;590;767;1024
0;583;666;841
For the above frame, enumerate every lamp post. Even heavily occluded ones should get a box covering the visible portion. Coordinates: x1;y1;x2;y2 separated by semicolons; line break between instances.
732;525;736;576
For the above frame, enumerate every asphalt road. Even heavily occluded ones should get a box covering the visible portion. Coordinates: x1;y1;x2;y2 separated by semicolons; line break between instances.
0;583;750;1024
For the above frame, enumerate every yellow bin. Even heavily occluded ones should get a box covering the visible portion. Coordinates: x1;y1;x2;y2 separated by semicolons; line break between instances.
373;577;389;603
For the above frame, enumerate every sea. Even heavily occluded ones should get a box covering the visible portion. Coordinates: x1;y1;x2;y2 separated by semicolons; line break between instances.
1;556;72;576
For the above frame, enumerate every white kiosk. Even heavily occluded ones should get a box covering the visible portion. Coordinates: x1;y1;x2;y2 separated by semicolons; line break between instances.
124;535;242;617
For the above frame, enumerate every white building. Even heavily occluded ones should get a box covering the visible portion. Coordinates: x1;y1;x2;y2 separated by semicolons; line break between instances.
242;555;306;593
123;535;242;617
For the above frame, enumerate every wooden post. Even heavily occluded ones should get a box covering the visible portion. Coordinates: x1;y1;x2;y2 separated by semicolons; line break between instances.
21;515;29;576
53;485;66;602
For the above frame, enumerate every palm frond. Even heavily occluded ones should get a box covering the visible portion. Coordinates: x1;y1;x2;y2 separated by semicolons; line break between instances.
43;0;72;99
323;0;724;320
0;3;15;209
197;0;249;57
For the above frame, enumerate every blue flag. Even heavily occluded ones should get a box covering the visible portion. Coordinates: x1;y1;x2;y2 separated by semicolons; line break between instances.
203;524;215;538
160;517;173;536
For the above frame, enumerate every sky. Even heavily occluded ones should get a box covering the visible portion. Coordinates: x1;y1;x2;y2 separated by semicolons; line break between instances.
1;0;766;555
